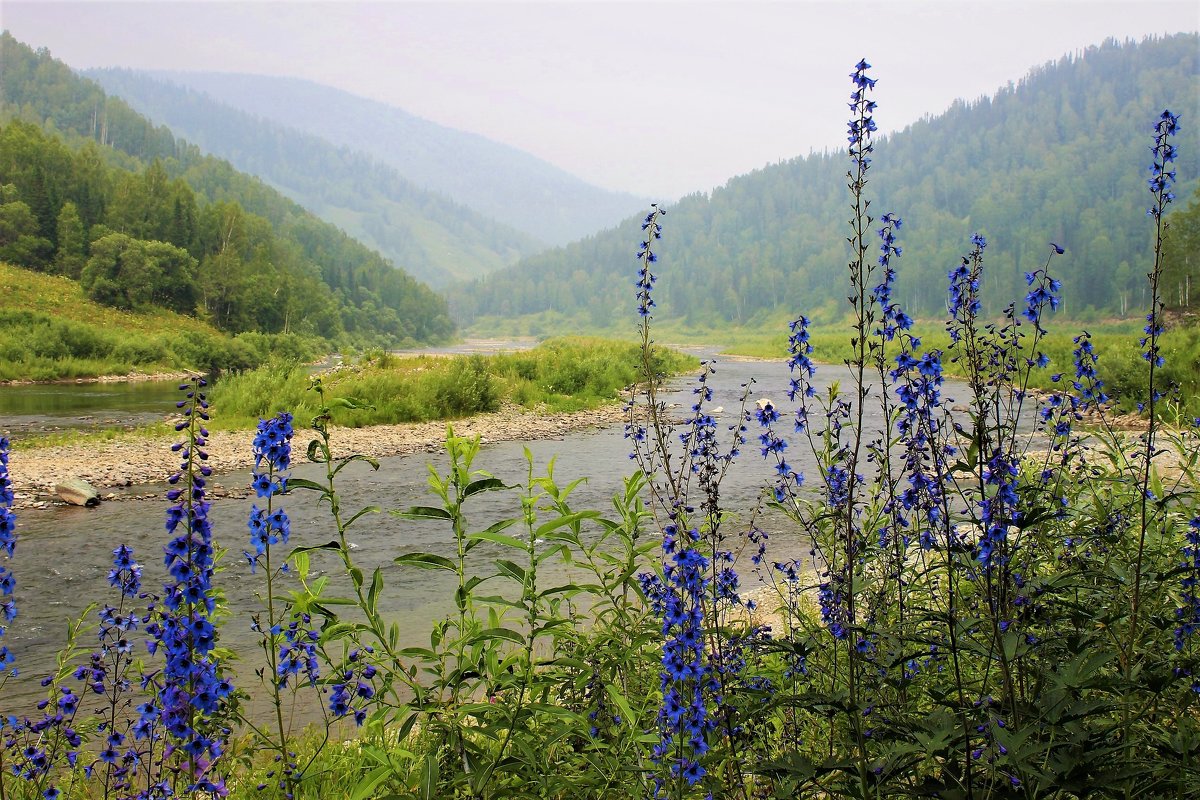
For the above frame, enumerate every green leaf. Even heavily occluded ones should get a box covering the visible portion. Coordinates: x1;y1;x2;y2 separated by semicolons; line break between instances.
329;396;373;411
349;766;391;800
291;550;309;578
472;627;526;646
344;505;381;530
419;754;438;800
538;583;582;598
397;505;454;521
463;574;488;593
535;510;600;538
493;559;528;584
467;530;528;550
604;684;637;729
367;567;383;615
289;540;342;556
463;476;508;497
286;477;329;493
394;552;457;571
332;453;382;477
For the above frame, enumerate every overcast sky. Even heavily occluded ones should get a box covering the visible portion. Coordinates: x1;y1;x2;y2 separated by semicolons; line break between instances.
3;1;1197;198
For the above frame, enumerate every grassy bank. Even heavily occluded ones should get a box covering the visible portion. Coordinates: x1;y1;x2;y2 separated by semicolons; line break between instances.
209;336;698;428
0;262;324;381
465;309;1200;420
722;317;1200;419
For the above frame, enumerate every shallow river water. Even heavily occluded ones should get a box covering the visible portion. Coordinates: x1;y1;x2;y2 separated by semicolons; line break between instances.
1;353;936;722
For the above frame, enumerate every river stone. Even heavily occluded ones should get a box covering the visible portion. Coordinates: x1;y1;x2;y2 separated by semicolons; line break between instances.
56;478;101;507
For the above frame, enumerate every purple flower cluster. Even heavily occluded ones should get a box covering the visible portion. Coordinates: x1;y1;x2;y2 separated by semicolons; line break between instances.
636;205;664;318
874;213;912;340
756;398;802;503
1142;111;1179;379
891;339;950;550
977;449;1020;570
276;615;321;690
848;59;878;157
786;315;816;406
329;647;379;726
79;546;153;796
4;677;83;799
1022;251;1064;335
5;545;147;799
0;435;15;676
641;524;717;791
247;412;294;564
947;235;986;336
1067;332;1109;410
1147;110;1180;220
143;376;231;795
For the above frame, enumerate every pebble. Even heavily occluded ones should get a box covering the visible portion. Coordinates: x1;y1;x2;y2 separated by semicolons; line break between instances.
8;403;627;510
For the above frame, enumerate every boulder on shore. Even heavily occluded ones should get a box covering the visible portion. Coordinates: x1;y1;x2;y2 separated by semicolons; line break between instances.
56;478;101;507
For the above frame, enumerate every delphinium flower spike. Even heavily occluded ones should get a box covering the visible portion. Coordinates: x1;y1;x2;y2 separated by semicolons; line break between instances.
247;411;324;797
627;204;669;477
143;375;232;796
76;545;147;797
0;434;16;680
1131;111;1180;638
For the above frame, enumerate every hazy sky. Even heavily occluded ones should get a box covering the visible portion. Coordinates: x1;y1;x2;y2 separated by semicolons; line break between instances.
3;1;1197;198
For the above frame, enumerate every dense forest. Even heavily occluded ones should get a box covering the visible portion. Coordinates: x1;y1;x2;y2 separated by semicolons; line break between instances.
454;35;1199;330
86;69;544;287
0;33;454;346
116;70;649;246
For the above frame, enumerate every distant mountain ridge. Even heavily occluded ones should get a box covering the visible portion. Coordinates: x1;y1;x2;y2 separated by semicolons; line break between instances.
119;70;650;246
86;68;544;286
452;35;1199;332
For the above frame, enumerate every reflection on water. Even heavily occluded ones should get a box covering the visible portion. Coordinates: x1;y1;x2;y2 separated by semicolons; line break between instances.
0;380;185;437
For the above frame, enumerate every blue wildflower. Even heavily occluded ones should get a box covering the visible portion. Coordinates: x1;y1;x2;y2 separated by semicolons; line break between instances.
148;376;231;793
0;435;15;677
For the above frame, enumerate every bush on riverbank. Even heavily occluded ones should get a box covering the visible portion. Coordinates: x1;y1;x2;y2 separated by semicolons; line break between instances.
0;263;326;381
210;336;699;427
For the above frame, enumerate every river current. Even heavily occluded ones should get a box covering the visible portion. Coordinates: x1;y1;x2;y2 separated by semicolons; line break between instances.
1;352;925;720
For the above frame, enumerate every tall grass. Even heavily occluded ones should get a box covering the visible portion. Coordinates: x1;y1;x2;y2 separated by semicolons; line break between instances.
210;337;699;428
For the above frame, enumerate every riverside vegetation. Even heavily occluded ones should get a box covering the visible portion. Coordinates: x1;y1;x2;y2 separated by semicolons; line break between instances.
0;60;1198;800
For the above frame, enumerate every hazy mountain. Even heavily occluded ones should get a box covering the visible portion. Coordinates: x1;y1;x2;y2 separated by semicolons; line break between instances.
121;70;650;246
452;35;1199;333
85;68;544;287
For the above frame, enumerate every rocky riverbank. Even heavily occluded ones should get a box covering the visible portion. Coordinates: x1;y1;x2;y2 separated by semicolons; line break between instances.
8;402;627;509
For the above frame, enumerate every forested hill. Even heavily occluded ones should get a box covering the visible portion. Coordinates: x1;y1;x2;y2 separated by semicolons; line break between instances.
120;70;650;246
0;33;453;346
454;35;1199;332
86;68;543;287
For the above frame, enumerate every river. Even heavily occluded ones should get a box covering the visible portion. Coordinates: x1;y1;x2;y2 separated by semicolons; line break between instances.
0;351;933;722
0;379;186;438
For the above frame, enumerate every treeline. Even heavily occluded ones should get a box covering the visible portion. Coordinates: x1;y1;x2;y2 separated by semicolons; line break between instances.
86;68;545;287
454;34;1199;329
0;33;454;346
